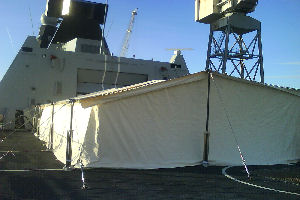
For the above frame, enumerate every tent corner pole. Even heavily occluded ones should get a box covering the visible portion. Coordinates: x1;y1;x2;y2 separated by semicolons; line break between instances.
65;99;75;170
49;102;55;150
203;70;211;165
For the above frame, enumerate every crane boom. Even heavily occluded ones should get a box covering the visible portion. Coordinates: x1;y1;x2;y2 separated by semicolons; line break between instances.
119;8;138;57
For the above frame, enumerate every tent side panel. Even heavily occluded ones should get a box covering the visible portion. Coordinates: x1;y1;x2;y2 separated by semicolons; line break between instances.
209;75;300;165
80;106;102;166
49;104;71;164
87;80;207;169
38;103;92;166
38;106;52;143
70;104;92;165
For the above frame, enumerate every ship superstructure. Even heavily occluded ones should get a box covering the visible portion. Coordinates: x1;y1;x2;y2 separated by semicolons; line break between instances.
0;0;189;129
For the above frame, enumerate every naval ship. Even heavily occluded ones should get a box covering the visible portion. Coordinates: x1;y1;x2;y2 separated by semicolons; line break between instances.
0;0;189;129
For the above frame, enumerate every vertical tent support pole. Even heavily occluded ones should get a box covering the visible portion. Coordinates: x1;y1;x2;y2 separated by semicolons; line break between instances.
66;99;75;169
32;106;36;134
49;102;54;150
36;105;41;137
203;71;211;164
33;106;38;135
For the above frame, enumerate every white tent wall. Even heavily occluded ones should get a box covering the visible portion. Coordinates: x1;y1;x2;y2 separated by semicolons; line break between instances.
38;78;208;168
71;104;93;165
38;105;52;144
51;104;71;163
82;79;207;168
38;103;92;166
36;72;300;168
208;74;300;165
80;106;102;167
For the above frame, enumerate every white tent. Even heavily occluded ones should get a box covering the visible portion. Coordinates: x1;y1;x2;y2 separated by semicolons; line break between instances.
36;72;300;168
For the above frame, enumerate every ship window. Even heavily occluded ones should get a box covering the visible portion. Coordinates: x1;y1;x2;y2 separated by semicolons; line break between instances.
54;81;62;95
30;99;36;106
21;47;33;52
81;44;100;54
170;64;181;69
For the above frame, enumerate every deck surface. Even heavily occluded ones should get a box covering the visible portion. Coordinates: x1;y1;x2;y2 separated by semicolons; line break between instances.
0;131;299;200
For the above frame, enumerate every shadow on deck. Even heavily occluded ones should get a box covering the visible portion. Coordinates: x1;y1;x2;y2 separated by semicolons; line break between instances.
0;131;299;200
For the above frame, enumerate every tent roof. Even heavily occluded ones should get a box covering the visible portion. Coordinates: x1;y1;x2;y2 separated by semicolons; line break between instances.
75;80;165;100
49;71;299;107
213;72;300;96
78;72;208;107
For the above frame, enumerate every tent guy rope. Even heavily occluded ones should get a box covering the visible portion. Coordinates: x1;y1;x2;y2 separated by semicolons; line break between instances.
211;73;250;178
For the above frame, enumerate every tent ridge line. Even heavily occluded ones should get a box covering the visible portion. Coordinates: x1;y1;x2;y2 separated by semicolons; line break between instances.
79;73;208;108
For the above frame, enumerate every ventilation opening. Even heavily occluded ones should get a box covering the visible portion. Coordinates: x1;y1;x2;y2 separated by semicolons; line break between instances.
21;47;33;52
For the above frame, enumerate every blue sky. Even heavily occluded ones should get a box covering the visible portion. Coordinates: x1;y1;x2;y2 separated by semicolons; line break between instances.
0;0;299;88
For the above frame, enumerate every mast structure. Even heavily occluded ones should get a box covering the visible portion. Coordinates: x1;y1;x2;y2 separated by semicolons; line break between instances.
196;0;264;83
120;8;138;57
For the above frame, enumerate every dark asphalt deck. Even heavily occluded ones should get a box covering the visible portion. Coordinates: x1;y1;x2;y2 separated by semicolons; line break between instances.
0;131;299;200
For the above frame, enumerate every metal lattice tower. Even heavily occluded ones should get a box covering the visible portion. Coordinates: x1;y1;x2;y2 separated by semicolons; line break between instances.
195;0;264;83
120;8;138;57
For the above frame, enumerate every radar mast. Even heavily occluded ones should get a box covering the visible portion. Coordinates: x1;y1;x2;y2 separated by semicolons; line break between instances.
195;0;264;83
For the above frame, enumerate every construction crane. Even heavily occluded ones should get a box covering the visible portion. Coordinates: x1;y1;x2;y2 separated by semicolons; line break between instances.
119;8;138;57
